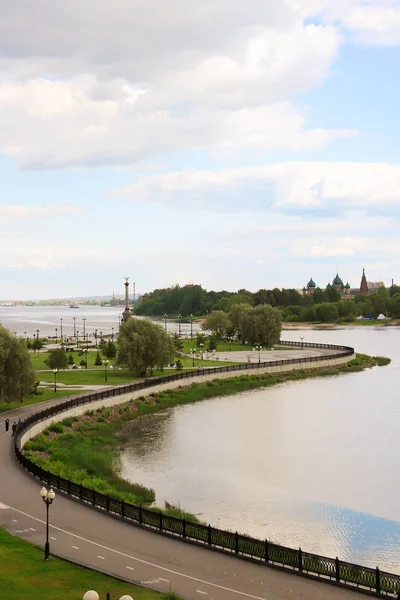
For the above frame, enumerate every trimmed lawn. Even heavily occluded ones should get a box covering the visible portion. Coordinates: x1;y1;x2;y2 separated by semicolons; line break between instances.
0;527;173;600
0;389;86;414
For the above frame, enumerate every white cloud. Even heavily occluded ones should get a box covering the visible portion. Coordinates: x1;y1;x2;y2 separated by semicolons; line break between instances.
112;162;400;212
0;0;349;168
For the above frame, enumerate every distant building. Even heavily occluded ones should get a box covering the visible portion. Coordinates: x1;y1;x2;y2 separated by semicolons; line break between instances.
360;269;368;294
302;277;316;296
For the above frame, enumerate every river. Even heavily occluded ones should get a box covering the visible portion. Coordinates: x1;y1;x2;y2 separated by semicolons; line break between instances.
118;326;400;572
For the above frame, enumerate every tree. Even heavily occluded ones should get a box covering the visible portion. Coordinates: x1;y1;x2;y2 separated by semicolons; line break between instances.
94;351;102;366
202;310;231;336
31;337;43;353
207;334;218;351
117;318;175;376
241;305;282;346
68;353;74;365
45;348;68;370
171;333;184;355
195;332;207;347
315;302;339;323
229;303;252;338
0;326;36;403
103;341;117;360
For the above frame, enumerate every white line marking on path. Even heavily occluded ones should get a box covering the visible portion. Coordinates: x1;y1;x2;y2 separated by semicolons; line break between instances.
159;578;169;583
7;504;267;600
72;546;80;550
197;591;208;596
50;536;56;540
97;555;105;560
126;566;135;571
12;518;17;522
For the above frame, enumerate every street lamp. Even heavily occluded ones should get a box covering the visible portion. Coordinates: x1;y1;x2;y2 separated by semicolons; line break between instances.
190;348;195;367
55;327;58;343
82;317;87;341
84;349;88;369
190;313;193;338
53;369;58;392
40;486;55;560
111;327;114;342
253;344;263;365
178;313;182;337
36;329;40;340
164;313;168;332
60;318;63;342
83;593;133;600
227;336;233;351
73;316;76;337
300;336;304;350
76;331;80;348
24;331;27;340
102;359;109;382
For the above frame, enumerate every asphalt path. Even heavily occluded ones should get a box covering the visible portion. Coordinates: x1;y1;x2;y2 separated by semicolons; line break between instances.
0;351;366;600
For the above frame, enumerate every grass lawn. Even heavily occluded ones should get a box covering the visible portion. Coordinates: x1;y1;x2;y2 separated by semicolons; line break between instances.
38;369;138;386
0;389;87;414
0;527;177;600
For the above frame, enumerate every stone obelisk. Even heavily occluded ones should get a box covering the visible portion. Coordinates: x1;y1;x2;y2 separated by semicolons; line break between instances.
122;277;132;322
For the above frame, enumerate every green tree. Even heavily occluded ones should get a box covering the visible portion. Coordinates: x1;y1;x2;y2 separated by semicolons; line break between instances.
0;326;36;403
45;348;68;370
117;318;174;376
171;332;184;355
195;332;207;347
315;302;339;323
207;334;218;351
68;353;74;365
229;303;252;338
241;305;282;346
103;340;117;360
31;337;43;353
202;310;231;336
94;350;102;366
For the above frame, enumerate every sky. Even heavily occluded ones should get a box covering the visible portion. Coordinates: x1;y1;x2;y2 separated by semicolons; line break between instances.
1;0;400;300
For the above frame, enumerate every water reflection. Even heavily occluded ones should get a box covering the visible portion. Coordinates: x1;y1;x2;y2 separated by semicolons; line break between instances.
119;327;400;572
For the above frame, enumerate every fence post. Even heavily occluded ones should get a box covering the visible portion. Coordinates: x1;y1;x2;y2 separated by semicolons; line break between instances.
92;490;96;506
68;479;71;494
106;495;110;512
376;567;380;595
121;499;125;518
335;557;340;583
298;548;303;572
235;531;239;554
208;524;212;545
80;484;83;500
265;539;269;563
182;518;186;538
159;511;163;531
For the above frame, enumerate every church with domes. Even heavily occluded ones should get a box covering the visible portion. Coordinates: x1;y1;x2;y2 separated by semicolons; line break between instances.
302;269;372;299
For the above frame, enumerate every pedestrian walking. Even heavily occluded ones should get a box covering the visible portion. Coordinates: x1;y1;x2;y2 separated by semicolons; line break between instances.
5;418;10;433
12;422;17;436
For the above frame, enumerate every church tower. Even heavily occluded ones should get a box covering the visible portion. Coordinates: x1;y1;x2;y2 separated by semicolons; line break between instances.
360;268;368;294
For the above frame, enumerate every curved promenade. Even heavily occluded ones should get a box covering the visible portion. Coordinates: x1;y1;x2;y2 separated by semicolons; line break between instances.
0;342;388;599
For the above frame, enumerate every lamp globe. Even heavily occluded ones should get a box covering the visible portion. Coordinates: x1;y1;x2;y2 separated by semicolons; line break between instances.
83;591;100;600
40;487;47;498
119;596;134;600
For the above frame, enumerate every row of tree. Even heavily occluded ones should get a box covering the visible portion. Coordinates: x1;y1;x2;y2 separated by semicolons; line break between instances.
135;283;400;318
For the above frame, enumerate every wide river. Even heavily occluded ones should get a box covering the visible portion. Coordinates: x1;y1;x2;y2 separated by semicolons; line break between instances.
119;326;400;573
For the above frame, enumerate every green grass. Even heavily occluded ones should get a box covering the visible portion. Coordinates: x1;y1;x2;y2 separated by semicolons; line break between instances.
38;369;138;386
0;389;85;414
0;527;182;600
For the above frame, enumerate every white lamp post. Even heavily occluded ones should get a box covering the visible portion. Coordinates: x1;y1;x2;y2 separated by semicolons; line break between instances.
40;486;55;560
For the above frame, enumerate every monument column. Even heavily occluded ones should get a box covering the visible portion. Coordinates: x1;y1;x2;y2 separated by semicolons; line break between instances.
122;277;132;322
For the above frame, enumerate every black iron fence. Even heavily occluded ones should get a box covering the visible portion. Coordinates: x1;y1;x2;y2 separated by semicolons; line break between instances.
15;341;400;596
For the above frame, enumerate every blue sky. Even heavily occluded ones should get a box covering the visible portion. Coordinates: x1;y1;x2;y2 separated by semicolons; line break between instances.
1;0;400;300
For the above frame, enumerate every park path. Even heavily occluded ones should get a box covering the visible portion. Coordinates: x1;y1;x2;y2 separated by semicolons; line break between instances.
0;349;367;600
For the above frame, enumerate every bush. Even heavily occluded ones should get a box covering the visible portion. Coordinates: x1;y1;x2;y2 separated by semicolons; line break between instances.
48;422;64;434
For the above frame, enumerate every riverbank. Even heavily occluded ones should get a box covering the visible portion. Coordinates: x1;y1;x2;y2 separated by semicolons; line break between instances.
283;320;400;328
24;353;389;525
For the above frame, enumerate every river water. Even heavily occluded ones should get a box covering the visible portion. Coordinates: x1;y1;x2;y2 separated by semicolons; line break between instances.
119;326;400;572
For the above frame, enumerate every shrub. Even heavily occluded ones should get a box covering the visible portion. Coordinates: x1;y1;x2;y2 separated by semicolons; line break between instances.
48;422;64;434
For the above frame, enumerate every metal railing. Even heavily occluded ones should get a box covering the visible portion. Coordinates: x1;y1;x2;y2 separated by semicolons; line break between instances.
14;342;397;596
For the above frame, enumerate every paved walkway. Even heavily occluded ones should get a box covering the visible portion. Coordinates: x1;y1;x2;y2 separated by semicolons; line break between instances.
0;358;369;600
